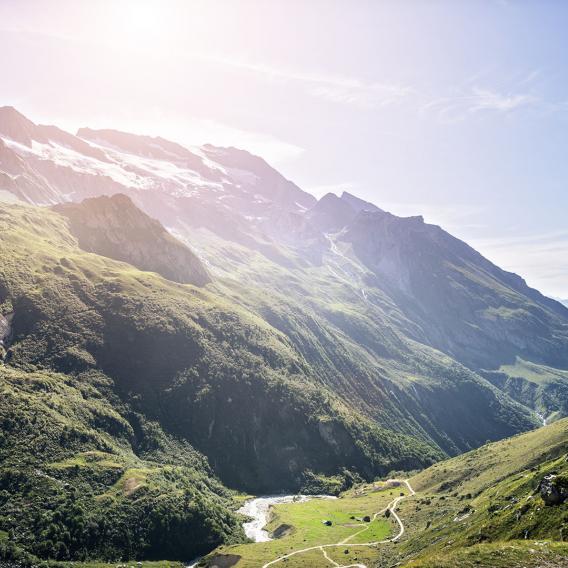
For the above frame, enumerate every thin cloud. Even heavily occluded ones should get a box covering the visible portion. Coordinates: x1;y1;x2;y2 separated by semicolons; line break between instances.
422;86;538;122
202;54;413;109
308;83;412;109
469;88;537;112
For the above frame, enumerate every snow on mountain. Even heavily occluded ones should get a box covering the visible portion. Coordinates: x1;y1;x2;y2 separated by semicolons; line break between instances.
0;107;314;231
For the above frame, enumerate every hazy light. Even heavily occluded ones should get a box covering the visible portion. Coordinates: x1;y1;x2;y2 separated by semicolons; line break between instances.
104;0;167;50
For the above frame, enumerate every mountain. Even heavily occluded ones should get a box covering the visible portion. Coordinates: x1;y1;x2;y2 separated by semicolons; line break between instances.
1;107;568;564
53;193;211;286
0;200;440;562
340;209;568;371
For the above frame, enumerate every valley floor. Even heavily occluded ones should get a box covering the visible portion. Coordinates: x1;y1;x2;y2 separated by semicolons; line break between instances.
201;419;568;567
203;480;408;567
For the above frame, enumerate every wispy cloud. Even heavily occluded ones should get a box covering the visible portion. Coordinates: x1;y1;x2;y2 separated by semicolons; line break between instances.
468;87;537;112
308;82;412;109
202;54;413;109
212;54;548;121
422;86;538;122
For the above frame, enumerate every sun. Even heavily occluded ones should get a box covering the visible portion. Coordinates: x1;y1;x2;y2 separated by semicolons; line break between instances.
110;0;164;47
127;0;159;32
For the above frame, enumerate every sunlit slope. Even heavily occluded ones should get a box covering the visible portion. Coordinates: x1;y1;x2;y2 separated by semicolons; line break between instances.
0;202;440;497
388;419;568;567
404;541;568;568
187;226;539;458
411;417;568;495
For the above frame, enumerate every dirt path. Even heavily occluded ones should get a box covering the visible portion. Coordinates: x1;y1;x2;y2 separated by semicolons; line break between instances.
261;479;415;568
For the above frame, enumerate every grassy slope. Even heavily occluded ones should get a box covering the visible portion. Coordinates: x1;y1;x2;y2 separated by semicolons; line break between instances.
411;416;568;495
481;357;568;423
385;419;568;567
0;202;442;563
185;228;538;459
404;541;568;568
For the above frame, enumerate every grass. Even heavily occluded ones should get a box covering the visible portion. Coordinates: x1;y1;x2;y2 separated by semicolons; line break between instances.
481;357;568;423
499;358;568;385
49;451;125;471
411;417;568;496
375;419;568;567
111;468;152;497
204;482;398;567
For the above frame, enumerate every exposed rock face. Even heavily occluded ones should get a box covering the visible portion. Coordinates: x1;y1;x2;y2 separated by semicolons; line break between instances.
305;191;381;234
539;474;568;506
340;210;568;370
305;192;358;233
54;194;211;286
0;312;13;349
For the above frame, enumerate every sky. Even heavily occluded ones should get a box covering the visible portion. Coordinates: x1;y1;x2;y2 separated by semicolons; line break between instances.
1;0;568;298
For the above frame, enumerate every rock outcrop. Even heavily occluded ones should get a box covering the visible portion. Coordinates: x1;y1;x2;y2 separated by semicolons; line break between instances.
538;474;568;506
54;194;211;286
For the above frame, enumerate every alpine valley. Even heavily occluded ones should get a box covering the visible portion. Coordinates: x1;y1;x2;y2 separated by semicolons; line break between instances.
0;106;567;568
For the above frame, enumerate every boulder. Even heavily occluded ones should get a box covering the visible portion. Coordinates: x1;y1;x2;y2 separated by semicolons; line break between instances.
538;474;568;506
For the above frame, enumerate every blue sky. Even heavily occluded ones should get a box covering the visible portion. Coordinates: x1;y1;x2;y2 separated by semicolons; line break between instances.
1;0;568;297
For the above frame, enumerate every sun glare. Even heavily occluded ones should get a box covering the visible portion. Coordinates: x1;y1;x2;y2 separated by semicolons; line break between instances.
127;0;158;32
109;0;164;48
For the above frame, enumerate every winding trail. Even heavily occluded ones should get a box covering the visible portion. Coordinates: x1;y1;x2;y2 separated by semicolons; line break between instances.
261;479;415;568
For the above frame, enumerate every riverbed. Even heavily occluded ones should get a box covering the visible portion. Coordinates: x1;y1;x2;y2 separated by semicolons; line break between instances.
187;493;336;565
238;494;337;542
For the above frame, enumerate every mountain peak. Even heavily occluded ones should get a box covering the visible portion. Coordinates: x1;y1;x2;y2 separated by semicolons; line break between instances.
304;192;360;233
340;191;383;213
0;105;47;146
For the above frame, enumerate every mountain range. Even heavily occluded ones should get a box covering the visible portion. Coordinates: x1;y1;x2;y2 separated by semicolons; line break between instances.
0;106;567;564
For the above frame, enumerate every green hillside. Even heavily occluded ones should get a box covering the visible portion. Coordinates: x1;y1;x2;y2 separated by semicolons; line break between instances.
481;357;568;424
0;198;565;565
0;202;438;563
0;365;242;565
389;418;568;567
